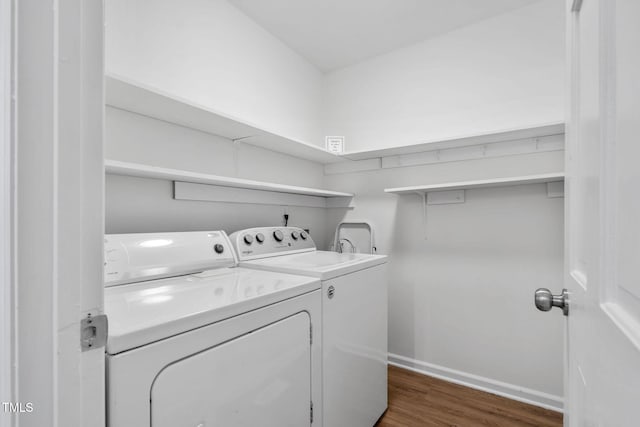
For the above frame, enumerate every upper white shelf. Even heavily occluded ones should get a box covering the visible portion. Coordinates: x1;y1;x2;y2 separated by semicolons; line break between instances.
385;172;565;194
105;74;343;164
105;159;353;198
341;123;565;161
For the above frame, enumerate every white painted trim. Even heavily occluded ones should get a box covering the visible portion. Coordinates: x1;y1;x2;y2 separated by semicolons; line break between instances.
426;190;465;205
323;158;381;175
324;196;355;209
385;173;565;194
381;134;564;169
14;0;105;425
174;182;354;209
340;123;565;160
546;181;565;198
175;181;339;209
0;0;14;424
601;302;640;352
388;353;564;413
325;135;564;176
106;159;354;198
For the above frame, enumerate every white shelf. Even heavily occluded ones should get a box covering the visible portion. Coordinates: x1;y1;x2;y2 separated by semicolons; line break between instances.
105;159;353;198
105;74;343;164
340;123;565;161
105;75;564;167
385;173;565;194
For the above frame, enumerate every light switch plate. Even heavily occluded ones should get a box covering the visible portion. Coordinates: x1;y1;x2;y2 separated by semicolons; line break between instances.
325;136;345;154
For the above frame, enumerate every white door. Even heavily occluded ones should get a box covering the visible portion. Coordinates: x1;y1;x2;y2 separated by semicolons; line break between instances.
563;0;640;425
151;313;312;427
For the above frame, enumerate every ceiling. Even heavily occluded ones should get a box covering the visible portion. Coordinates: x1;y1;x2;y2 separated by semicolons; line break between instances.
228;0;543;72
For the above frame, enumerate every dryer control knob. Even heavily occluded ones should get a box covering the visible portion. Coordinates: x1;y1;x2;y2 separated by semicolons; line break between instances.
300;231;308;240
256;233;265;243
291;231;300;240
243;234;254;245
214;244;224;254
273;230;284;242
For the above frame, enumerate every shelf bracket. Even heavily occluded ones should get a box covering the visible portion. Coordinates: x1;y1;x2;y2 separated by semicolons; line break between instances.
418;190;466;239
546;181;565;198
231;135;254;142
419;192;428;240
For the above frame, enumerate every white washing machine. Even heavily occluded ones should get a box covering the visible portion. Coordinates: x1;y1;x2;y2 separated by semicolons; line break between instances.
104;230;322;427
229;227;388;427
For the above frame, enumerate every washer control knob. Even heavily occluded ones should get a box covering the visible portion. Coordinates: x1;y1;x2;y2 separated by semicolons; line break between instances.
273;230;284;242
255;233;265;243
300;231;308;240
291;231;300;240
243;234;254;245
214;244;224;254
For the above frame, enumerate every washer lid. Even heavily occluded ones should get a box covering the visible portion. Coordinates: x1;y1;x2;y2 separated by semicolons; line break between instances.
240;250;387;280
105;267;320;354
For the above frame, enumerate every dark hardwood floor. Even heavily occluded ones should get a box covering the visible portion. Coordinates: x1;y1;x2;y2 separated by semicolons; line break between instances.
375;365;563;427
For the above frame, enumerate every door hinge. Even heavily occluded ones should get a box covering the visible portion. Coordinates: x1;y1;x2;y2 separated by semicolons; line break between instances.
310;324;313;345
81;313;108;351
310;401;313;423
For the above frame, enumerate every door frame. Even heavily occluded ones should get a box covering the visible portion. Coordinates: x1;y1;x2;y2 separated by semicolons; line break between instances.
8;1;105;426
0;0;15;425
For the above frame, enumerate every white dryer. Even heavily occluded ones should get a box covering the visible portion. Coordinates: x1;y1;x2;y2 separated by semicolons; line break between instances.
229;227;388;427
104;230;322;427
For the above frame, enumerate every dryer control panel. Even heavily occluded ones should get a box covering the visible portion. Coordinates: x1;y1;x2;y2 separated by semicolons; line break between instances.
229;227;316;261
104;231;236;287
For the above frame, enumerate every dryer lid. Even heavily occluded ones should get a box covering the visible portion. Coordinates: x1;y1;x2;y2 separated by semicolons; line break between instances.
105;267;320;354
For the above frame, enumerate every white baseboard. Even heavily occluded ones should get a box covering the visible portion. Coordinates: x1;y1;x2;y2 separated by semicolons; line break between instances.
388;353;563;413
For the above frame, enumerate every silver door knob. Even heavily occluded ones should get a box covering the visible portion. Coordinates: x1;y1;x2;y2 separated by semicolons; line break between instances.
534;288;569;316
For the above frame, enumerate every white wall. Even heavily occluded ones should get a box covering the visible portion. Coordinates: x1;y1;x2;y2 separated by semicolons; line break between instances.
105;110;567;407
106;0;564;154
104;0;566;411
105;107;332;249
322;0;565;153
324;151;565;408
106;0;324;146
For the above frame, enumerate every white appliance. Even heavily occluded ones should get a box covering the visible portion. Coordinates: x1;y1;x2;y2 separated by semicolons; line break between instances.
104;231;322;427
229;227;388;427
333;221;376;254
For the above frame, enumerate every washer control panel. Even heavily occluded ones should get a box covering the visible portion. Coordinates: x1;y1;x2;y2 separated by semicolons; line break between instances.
229;227;316;261
104;231;236;287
